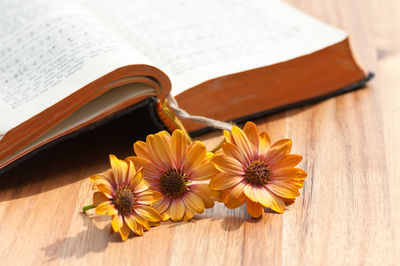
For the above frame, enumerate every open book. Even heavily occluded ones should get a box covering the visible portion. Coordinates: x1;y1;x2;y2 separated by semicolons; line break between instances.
0;0;369;171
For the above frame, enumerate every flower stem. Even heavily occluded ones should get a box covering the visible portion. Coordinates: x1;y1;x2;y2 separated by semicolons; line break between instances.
82;204;95;212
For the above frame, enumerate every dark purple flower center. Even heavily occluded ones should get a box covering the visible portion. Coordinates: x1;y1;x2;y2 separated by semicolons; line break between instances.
160;168;189;198
245;160;272;186
113;186;136;214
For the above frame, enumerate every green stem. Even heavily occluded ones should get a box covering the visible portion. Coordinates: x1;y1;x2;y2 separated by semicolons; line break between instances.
82;204;95;212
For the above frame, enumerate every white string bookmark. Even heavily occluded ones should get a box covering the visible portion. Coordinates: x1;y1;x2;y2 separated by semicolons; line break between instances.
167;94;233;132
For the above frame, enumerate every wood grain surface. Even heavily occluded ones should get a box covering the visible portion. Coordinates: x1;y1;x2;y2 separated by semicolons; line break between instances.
1;0;399;265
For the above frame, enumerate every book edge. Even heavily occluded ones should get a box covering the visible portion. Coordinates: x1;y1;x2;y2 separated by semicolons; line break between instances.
0;97;167;174
0;65;171;163
189;72;374;137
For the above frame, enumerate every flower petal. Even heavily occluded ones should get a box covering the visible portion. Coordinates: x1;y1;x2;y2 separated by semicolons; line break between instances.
223;182;246;209
223;130;235;144
112;214;123;232
271;168;307;181
160;212;170;221
243;122;259;156
169;198;185;221
131;212;150;230
119;223;130;242
109;154;124;186
190;161;217;181
153;197;171;214
232;126;254;162
254;187;285;213
259;132;271;155
136;224;144;235
135;205;161;222
91;169;116;188
130;167;144;189
95;201;113;215
96;184;114;198
213;154;245;176
136;190;163;204
108;206;118;216
146;134;169;168
182;192;205;214
91;175;115;198
154;132;173;167
148;221;161;227
271;154;303;170
265;139;292;164
246;200;264;218
171;130;188;168
209;172;243;190
243;184;258;202
133;140;152;161
222;142;246;165
189;183;219;208
205;151;214;160
92;191;110;205
158;130;172;142
119;160;129;184
126;160;136;186
183;141;206;169
125;215;140;235
183;208;194;221
267;182;300;199
127;156;161;179
132;170;151;193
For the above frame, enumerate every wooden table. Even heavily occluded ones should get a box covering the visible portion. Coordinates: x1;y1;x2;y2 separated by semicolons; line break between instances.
1;0;398;265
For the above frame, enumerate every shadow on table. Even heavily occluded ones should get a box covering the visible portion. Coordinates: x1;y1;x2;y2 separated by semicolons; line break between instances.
42;213;111;262
164;201;297;232
42;203;291;261
163;204;251;231
0;106;164;202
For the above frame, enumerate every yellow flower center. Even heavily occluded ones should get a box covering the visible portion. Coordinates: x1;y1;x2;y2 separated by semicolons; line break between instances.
245;160;272;186
160;168;189;198
113;186;136;214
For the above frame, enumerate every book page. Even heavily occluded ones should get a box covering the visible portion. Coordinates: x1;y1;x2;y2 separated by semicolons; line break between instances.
80;0;347;95
0;0;152;138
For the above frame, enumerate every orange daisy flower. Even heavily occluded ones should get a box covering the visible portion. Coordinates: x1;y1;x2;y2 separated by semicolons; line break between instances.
210;122;307;218
127;130;219;222
90;155;162;241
